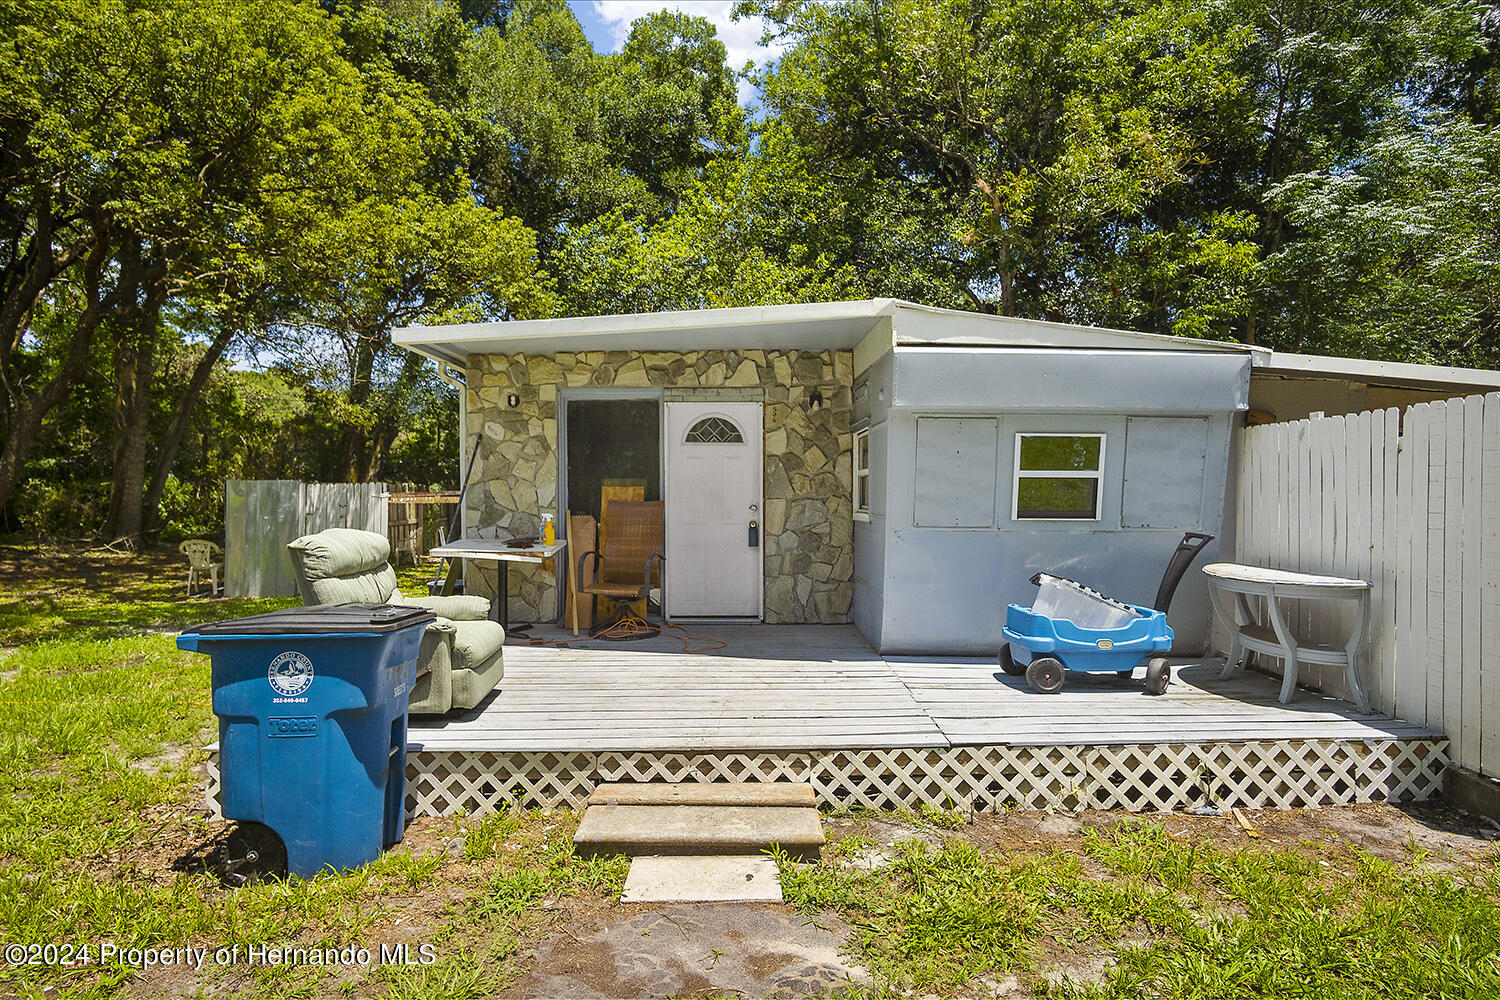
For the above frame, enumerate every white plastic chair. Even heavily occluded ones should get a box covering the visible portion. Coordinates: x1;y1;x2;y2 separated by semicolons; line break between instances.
180;540;223;596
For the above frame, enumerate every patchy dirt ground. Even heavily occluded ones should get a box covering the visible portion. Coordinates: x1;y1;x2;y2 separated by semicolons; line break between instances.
499;801;1499;1000
507;904;870;999
939;799;1500;872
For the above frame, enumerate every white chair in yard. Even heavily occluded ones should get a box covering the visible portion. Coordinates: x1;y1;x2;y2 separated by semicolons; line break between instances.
180;539;223;597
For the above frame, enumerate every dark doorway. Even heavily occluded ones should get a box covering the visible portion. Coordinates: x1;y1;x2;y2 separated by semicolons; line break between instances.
565;398;661;520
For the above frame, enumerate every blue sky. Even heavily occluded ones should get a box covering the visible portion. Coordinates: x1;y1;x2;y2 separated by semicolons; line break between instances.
567;1;785;103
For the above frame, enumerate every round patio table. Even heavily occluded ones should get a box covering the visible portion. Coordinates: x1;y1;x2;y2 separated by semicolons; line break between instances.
1202;563;1372;713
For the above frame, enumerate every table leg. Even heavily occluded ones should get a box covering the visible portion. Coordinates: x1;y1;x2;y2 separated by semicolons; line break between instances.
1208;584;1241;679
496;560;508;629
1343;591;1372;713
1265;589;1301;704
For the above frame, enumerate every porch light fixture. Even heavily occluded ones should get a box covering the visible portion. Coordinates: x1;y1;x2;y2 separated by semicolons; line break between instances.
807;389;824;412
506;393;520;408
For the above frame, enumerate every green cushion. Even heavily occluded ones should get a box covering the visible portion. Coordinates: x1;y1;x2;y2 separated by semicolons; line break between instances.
447;619;506;710
287;529;395;606
449;619;506;673
307;567;398;606
408;621;454;716
401;594;492;621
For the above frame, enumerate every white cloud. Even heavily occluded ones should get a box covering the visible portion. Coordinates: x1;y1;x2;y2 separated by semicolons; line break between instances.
588;1;785;103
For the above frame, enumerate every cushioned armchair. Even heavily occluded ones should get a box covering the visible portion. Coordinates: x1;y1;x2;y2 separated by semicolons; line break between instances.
286;528;505;715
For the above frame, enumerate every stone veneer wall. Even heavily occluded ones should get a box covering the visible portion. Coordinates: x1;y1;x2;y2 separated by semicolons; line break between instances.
465;349;854;624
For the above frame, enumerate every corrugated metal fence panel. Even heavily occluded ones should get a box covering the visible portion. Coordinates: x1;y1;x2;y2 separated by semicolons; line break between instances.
224;481;388;598
1236;392;1500;778
224;479;299;598
302;482;388;535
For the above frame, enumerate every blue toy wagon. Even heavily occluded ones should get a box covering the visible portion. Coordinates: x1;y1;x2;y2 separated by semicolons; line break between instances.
999;532;1213;695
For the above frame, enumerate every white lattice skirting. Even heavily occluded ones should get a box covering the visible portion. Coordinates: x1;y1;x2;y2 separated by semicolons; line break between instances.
204;738;1447;818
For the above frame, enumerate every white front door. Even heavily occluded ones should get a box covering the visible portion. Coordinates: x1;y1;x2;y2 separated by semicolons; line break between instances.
664;401;763;617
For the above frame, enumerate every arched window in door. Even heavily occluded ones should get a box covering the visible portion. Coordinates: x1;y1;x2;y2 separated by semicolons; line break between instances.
684;415;744;444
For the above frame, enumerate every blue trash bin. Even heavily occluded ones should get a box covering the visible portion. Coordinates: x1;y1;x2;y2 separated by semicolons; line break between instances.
178;603;435;879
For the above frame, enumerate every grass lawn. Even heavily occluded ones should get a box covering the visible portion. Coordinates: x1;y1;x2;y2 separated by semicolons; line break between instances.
0;545;626;1000
1;544;1498;998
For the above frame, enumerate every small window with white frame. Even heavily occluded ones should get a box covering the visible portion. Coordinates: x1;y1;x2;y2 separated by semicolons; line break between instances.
853;426;871;521
1012;433;1105;520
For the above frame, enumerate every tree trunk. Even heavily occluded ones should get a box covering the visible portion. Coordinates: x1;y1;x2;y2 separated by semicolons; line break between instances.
338;329;381;481
141;323;237;532
103;238;168;545
102;313;160;544
0;222;113;513
0;326;92;513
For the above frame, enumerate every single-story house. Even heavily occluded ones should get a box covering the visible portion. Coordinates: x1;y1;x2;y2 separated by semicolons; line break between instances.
394;299;1500;657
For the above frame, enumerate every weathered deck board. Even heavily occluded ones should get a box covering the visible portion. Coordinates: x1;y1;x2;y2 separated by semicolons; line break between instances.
406;625;1440;752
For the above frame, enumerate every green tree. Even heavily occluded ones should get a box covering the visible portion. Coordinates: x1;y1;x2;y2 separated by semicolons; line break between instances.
556;121;865;313
743;0;1262;330
275;192;553;481
1269;116;1500;366
2;0;554;540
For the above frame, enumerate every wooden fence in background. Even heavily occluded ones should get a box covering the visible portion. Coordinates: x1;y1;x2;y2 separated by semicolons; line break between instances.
224;480;388;598
1235;393;1500;777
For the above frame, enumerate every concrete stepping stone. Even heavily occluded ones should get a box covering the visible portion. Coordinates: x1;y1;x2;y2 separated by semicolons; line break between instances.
574;803;825;860
575;782;825;861
589;781;816;808
621;855;782;903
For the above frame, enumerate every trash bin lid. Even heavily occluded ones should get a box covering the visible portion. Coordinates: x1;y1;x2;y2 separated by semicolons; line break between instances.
182;603;438;636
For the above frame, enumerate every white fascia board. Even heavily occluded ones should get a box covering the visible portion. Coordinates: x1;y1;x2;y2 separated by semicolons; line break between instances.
393;299;903;363
1256;351;1500;391
393;296;1278;367
889;302;1269;355
853;316;895;376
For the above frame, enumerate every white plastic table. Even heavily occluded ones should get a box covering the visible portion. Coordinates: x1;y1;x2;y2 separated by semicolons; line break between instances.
428;539;567;629
1202;563;1372;713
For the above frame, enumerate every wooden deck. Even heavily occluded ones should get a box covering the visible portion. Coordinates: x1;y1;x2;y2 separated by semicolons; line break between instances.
408;624;1434;753
375;624;1449;816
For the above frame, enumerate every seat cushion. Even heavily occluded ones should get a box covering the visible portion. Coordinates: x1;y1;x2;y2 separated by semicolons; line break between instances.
448;619;506;673
582;581;649;598
447;619;505;711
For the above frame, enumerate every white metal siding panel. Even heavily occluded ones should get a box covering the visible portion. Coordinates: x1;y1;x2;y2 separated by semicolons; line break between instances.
1121;417;1209;529
913;417;998;527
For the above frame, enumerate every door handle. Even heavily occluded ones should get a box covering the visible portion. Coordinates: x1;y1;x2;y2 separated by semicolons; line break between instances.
748;520;759;548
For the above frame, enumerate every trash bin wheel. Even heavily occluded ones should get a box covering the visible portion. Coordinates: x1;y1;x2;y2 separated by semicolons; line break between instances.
224;821;287;885
1026;656;1066;694
1145;657;1171;696
998;643;1027;677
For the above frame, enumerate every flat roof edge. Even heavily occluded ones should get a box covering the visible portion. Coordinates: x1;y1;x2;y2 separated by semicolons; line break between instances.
1258;352;1500;392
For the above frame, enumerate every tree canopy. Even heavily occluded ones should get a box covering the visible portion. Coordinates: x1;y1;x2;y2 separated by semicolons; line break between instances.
2;0;1498;543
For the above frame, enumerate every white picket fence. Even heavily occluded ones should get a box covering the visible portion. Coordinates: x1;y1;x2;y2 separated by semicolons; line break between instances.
1235;392;1500;777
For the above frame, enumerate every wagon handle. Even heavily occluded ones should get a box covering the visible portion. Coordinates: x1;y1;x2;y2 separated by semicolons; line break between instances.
1153;532;1215;614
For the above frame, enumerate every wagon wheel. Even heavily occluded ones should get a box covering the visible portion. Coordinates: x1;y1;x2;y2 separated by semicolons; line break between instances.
1145;657;1172;696
223;822;287;886
1026;656;1066;694
997;643;1027;677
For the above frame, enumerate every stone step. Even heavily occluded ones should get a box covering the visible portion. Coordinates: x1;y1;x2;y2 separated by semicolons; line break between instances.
588;782;816;808
621;855;783;904
574;804;825;861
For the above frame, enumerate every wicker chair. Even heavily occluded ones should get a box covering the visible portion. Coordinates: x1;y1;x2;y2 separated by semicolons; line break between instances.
575;500;664;626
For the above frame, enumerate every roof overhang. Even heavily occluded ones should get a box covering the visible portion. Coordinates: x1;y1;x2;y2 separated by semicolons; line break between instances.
393;299;1499;393
394;300;904;368
1251;352;1500;394
393;299;1264;372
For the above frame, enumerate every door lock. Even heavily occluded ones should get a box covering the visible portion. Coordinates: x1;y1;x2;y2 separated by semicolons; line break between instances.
748;520;759;548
